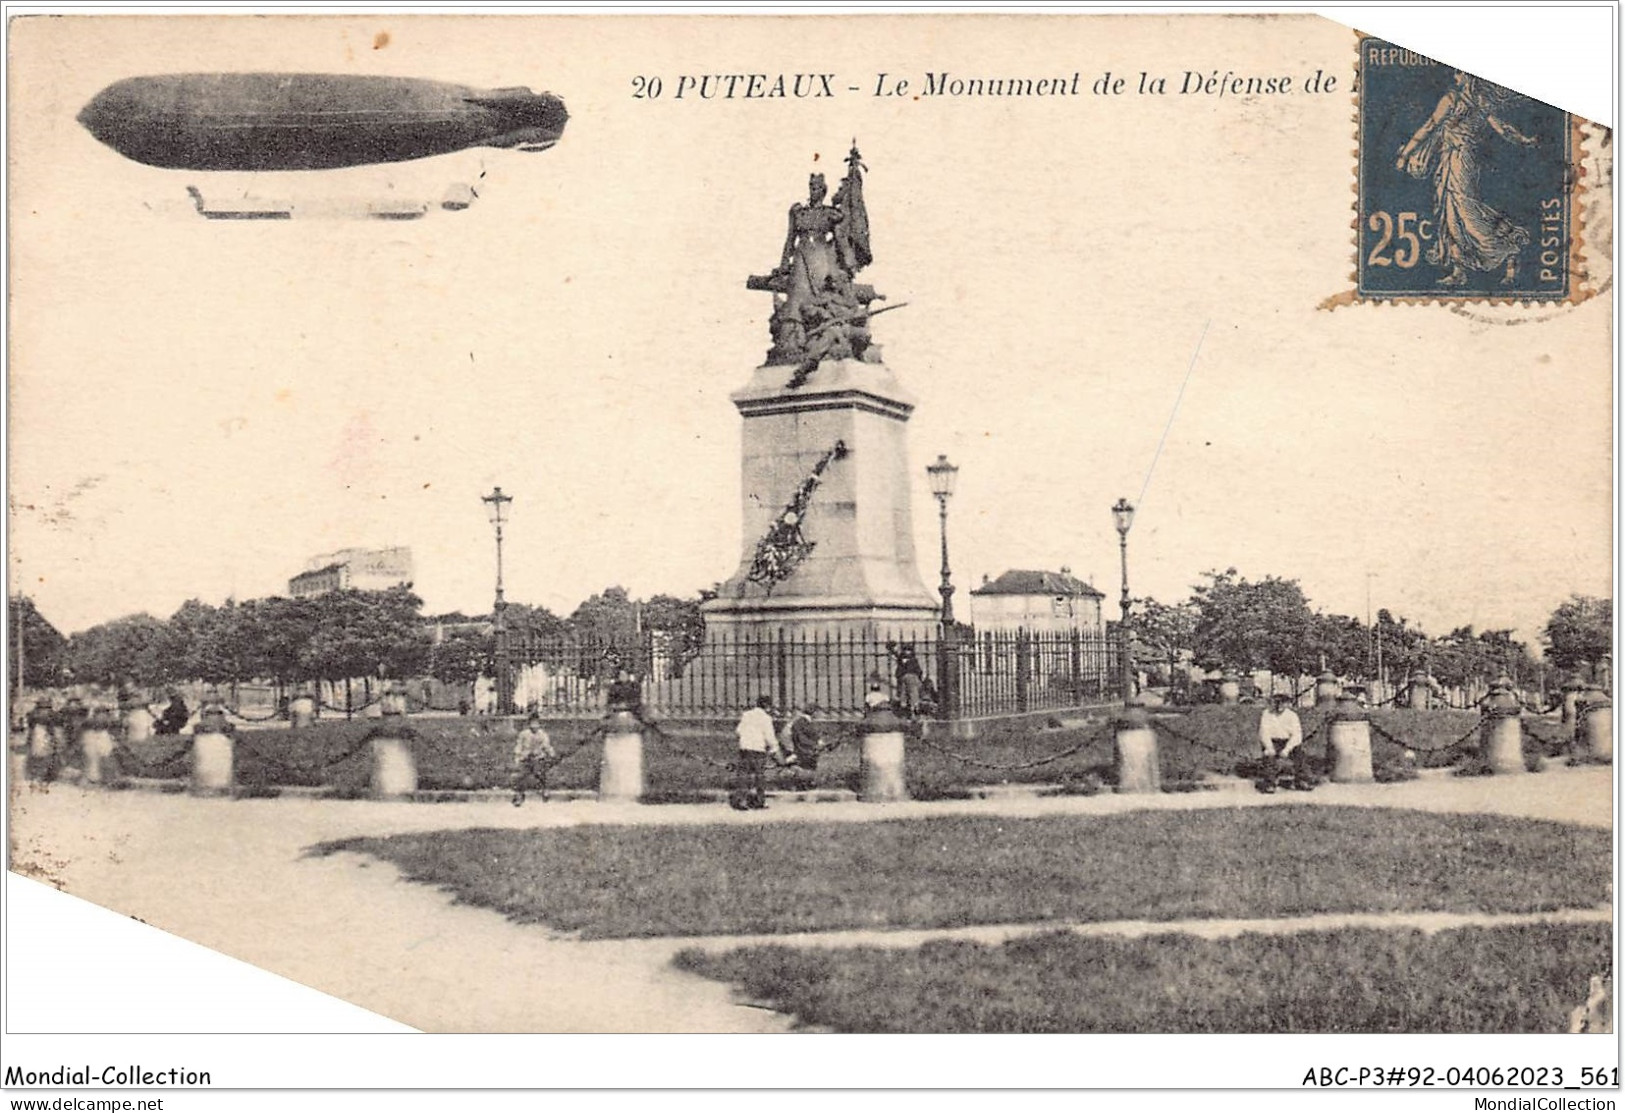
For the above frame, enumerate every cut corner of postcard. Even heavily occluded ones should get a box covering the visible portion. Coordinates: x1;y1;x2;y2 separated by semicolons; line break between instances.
1320;34;1611;313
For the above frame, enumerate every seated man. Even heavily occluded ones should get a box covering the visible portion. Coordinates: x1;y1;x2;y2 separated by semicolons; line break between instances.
1256;692;1313;792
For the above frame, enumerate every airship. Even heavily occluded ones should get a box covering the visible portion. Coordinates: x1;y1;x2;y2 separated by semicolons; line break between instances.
78;73;568;172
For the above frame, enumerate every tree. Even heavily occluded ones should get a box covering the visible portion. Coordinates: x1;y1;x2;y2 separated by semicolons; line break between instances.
1306;613;1369;678
641;592;708;657
1188;568;1318;676
163;599;243;687
252;596;323;685
1372;609;1429;680
428;628;491;686
1132;596;1196;682
10;596;66;689
1543;595;1612;675
504;602;567;641
567;586;638;644
64;612;170;689
300;588;430;683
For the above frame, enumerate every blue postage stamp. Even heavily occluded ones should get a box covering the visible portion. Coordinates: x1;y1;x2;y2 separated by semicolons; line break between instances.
1358;38;1573;301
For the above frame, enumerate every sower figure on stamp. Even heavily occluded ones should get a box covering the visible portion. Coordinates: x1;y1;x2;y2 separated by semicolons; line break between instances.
511;713;556;807
1256;692;1314;793
1396;72;1539;287
731;694;782;811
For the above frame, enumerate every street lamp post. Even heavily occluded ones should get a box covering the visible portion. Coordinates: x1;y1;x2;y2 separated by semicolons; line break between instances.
483;486;513;717
927;454;960;718
1112;497;1136;704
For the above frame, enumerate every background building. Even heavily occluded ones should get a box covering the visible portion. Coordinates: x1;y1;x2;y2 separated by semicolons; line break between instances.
288;546;414;598
969;568;1105;633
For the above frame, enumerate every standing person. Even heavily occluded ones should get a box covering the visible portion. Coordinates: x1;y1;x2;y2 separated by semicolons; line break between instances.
1256;691;1312;793
511;713;556;807
732;694;779;811
894;645;924;717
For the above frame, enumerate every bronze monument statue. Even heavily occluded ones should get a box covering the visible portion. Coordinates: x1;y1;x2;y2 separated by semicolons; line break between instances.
748;143;896;370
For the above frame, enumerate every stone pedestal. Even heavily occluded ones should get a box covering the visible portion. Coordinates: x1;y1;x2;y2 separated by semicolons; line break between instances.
1408;671;1432;710
1481;677;1525;774
81;726;117;785
191;732;234;792
1579;697;1612;763
704;360;941;645
1113;704;1160;794
858;708;908;802
27;721;53;765
123;706;153;743
1327;697;1374;783
1482;715;1525;774
598;711;645;803
370;736;417;798
289;695;316;729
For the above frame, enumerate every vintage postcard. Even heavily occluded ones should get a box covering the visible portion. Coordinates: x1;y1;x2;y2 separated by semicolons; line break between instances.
3;7;1615;1099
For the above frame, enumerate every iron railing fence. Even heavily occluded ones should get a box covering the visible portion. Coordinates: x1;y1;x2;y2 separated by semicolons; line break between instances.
507;626;1122;720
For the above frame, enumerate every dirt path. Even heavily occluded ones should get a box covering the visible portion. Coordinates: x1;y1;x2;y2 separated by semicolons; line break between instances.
6;764;1613;1032
608;905;1615;963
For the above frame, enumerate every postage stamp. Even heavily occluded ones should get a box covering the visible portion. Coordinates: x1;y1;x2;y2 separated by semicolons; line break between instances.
1357;38;1575;302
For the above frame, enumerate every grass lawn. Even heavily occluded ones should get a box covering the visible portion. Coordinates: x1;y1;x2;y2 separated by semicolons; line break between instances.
673;922;1613;1033
317;807;1611;939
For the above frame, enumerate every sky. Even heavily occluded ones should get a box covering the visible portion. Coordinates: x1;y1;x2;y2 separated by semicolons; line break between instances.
8;10;1614;655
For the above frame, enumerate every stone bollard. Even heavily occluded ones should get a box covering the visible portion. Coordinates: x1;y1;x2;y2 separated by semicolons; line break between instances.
289;692;316;729
1408;671;1432;710
80;710;118;785
858;705;909;803
368;721;418;799
1577;687;1613;764
7;735;25;788
191;703;235;793
1315;671;1340;707
1217;672;1241;706
123;703;154;743
1479;676;1525;775
25;703;57;781
1113;701;1161;794
1561;674;1586;738
598;709;645;803
1326;694;1374;783
57;698;89;776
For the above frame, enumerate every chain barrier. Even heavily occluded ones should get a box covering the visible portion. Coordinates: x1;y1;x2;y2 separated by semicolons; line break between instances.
909;721;1115;772
1147;716;1241;759
1519;717;1572;750
643;719;736;769
403;693;465;714
230;731;374;783
226;705;284;724
111;738;193;778
318;695;382;716
1301;713;1332;747
1366;715;1482;755
811;722;855;756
